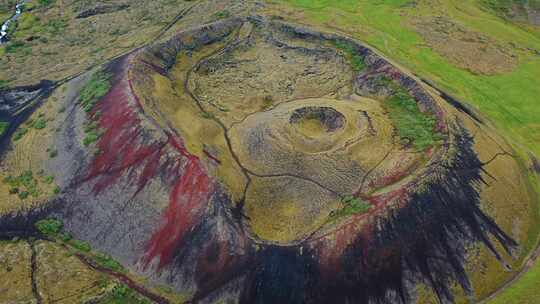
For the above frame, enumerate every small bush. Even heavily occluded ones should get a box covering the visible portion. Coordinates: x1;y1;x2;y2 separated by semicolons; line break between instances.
83;131;99;146
43;175;54;184
35;218;63;235
94;252;124;272
60;232;72;242
18;191;29;199
13;127;28;141
214;10;231;19
31;117;47;129
0;121;9;136
71;239;91;252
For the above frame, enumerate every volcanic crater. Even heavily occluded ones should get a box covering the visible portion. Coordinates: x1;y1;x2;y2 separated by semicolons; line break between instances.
0;13;537;304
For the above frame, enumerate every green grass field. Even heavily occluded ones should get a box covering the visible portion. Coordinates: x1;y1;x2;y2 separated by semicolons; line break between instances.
275;0;540;156
273;0;540;302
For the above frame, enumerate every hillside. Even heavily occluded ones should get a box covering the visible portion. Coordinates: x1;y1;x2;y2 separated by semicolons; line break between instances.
0;0;539;303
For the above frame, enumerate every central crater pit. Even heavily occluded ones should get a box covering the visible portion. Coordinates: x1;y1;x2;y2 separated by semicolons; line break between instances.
289;106;346;137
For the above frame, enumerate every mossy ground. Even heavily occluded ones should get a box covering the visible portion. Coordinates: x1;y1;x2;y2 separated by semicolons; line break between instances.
0;121;8;136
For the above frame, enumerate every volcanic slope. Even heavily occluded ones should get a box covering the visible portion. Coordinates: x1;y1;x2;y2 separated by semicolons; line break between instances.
0;1;539;304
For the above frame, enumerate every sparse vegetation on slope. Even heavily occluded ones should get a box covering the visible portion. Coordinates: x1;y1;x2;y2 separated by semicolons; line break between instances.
332;40;365;71
385;90;443;150
0;122;8;136
331;196;372;219
78;71;111;146
79;71;111;113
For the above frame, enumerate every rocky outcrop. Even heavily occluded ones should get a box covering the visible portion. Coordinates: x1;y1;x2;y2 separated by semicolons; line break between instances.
76;4;130;19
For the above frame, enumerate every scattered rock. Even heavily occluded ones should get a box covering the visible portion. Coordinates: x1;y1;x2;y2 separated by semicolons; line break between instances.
76;4;130;19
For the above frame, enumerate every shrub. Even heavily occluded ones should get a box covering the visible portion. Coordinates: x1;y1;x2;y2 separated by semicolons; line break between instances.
214;10;231;19
31;117;47;129
18;191;29;199
35;218;63;235
0;121;9;136
13;127;28;141
94;252;124;272
71;239;91;252
43;175;54;184
83;131;99;146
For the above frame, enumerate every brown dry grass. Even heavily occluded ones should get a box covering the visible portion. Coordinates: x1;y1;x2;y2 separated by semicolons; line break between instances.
411;16;518;75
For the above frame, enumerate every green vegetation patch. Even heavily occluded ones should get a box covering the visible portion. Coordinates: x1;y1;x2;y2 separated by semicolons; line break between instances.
0;79;9;90
79;71;111;113
71;239;92;252
331;196;372;219
3;170;41;199
12;126;28;141
30;116;47;129
79;71;111;147
16;12;42;35
94;252;125;273
99;284;151;304
35;218;63;235
5;41;32;56
0;121;9;136
214;10;231;20
34;218;128;273
385;91;442;150
332;40;365;72
45;18;67;35
377;77;443;150
83;121;101;146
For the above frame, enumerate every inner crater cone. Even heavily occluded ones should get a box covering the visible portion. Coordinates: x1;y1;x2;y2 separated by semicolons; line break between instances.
289;106;346;136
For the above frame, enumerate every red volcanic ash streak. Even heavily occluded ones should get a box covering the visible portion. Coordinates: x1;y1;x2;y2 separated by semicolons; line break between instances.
143;153;211;270
83;55;213;270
